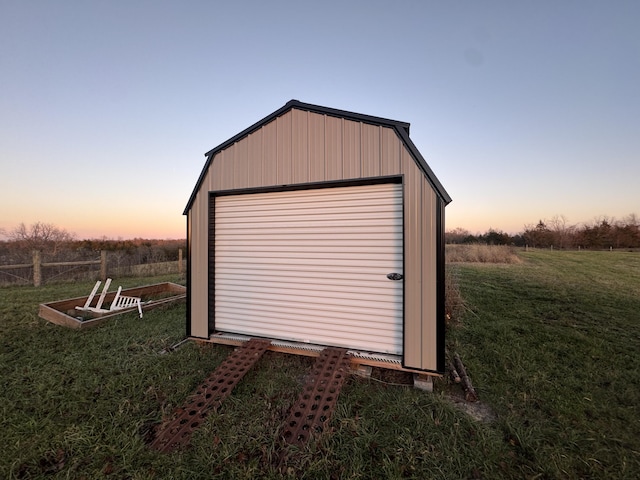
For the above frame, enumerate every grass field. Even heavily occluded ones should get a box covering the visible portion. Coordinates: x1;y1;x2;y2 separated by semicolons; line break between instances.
1;252;639;479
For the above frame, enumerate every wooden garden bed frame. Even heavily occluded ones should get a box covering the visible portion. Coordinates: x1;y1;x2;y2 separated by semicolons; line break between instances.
38;282;186;329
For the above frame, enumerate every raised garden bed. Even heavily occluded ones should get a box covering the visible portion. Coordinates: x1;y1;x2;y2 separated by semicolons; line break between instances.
38;282;186;329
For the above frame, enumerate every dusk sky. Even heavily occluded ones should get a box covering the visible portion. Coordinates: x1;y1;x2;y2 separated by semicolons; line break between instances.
1;1;638;239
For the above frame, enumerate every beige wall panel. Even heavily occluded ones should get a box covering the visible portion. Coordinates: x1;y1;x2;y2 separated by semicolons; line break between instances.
381;127;402;176
421;180;438;370
361;124;381;178
276;113;293;184
308;112;326;183
324;116;342;181
189;203;209;338
401;152;423;369
342;120;361;179
210;152;223;191
233;137;250;189
291;109;309;184
247;130;263;187
218;148;234;189
262;120;278;185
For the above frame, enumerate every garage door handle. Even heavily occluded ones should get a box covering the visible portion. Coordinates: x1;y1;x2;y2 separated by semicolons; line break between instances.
387;273;403;281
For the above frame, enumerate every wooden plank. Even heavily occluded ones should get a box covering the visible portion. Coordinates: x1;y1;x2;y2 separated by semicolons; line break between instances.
203;336;442;376
94;278;112;310
41;260;101;267
0;263;33;270
81;281;101;309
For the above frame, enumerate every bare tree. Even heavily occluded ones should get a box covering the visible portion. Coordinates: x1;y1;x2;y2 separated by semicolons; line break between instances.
548;215;576;249
445;227;472;244
8;222;76;256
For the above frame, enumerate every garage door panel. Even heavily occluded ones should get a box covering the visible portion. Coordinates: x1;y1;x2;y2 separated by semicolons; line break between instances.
216;297;400;319
218;189;401;210
217;201;400;216
216;255;400;267
214;182;403;354
216;280;399;297
216;220;402;231
216;285;400;306
216;263;397;276
216;272;398;289
217;228;400;240
216;305;400;329
215;314;401;353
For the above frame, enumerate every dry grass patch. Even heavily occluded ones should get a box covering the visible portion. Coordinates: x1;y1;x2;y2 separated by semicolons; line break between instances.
446;244;522;264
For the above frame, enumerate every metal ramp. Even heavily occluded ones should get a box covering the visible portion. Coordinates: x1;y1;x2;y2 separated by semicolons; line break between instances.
281;347;351;446
150;339;351;453
150;338;271;453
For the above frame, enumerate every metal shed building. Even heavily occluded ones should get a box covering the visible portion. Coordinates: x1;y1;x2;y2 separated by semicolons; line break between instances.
184;100;451;374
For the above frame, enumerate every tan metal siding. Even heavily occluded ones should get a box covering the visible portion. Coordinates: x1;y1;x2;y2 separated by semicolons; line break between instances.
189;195;210;338
342;119;361;178
291;109;309;184
247;130;263;187
188;108;441;370
309;112;327;182
262;120;278;185
361;124;381;178
401;151;422;368
277;113;292;184
381;127;401;176
210;152;223;191
325;116;342;181
220;149;234;189
234;136;249;189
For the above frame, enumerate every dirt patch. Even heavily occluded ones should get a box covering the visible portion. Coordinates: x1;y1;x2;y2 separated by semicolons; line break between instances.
446;391;497;423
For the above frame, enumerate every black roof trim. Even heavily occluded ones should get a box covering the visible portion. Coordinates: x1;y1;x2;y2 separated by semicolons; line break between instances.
184;100;451;214
393;125;452;205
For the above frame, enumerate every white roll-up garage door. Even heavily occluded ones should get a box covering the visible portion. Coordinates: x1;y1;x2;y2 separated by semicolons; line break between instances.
213;182;404;354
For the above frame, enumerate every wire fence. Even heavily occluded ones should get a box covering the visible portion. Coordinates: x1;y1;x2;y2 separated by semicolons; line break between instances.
0;249;185;287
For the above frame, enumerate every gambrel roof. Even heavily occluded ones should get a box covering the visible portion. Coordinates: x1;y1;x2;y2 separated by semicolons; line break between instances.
184;100;451;214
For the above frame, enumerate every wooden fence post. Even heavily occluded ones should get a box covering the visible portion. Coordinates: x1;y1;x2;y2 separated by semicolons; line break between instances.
100;250;107;281
178;249;183;275
33;250;42;287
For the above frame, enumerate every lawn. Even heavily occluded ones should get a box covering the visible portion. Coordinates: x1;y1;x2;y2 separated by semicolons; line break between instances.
1;252;639;479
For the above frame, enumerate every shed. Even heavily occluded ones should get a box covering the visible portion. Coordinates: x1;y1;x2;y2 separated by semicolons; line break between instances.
184;100;451;374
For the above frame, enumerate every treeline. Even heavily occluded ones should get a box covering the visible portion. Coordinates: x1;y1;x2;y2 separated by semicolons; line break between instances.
446;214;640;249
0;221;186;267
73;238;186;263
0;238;185;264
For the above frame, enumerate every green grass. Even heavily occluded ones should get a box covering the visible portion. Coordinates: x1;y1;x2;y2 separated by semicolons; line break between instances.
449;250;640;479
1;254;639;479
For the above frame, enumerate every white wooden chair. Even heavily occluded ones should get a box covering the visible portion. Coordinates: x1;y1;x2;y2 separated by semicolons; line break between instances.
110;286;143;318
76;278;143;318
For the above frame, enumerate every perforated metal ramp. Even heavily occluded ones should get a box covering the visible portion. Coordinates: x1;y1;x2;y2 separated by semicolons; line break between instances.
281;347;351;446
151;338;270;453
